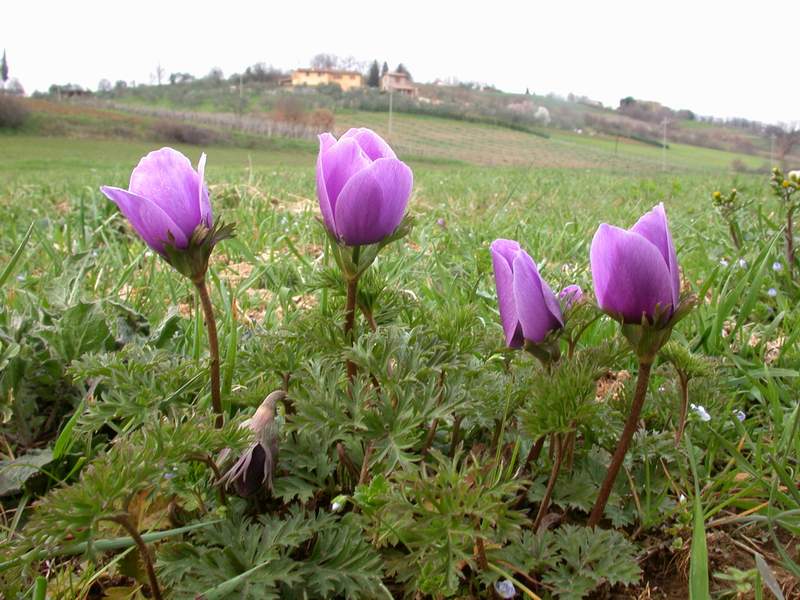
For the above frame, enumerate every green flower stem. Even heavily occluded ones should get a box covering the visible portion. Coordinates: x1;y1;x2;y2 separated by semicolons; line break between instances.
588;360;653;527
194;277;223;428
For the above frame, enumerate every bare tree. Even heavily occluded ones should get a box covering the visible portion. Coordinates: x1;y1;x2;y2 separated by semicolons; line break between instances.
310;53;338;70
156;63;165;86
767;123;800;169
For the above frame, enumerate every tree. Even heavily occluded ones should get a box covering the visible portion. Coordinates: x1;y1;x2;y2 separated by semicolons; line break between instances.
114;80;128;91
207;67;224;84
367;60;380;87
97;79;112;93
1;50;8;84
381;62;389;77
395;63;411;79
767;124;800;169
310;53;338;70
155;63;165;86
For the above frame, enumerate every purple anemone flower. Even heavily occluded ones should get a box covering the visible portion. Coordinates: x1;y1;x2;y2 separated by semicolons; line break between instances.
490;239;564;348
590;203;680;324
316;128;413;246
101;147;211;254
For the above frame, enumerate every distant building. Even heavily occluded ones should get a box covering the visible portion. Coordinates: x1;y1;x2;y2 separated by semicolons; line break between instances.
285;68;363;91
381;71;417;97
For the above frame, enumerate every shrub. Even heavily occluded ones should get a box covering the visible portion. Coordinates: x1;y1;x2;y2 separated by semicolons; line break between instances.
308;108;335;131
0;95;30;129
153;120;220;145
273;96;306;124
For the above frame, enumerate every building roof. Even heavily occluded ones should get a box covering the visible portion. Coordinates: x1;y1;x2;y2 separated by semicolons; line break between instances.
294;68;362;77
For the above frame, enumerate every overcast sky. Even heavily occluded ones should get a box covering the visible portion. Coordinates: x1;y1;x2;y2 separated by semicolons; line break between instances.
3;0;797;124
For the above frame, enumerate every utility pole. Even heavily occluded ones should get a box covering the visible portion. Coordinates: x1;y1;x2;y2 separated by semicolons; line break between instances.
238;73;243;119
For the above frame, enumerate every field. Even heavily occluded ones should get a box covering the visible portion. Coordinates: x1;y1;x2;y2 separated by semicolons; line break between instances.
0;128;799;600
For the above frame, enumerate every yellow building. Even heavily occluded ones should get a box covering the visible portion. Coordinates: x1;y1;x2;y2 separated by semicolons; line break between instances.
289;68;363;91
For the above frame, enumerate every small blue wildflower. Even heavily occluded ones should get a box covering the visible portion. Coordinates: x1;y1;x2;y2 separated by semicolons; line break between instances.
494;579;516;599
690;403;711;422
768;288;777;297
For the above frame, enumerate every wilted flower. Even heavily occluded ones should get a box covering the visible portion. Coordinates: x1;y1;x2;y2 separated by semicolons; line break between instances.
590;203;680;324
690;403;711;422
494;579;516;599
316;128;413;246
220;391;284;497
768;287;778;297
490;239;563;348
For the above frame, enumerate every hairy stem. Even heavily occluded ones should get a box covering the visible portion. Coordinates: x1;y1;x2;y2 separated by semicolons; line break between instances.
186;453;227;506
521;436;545;474
104;514;163;600
728;221;741;250
674;371;689;447
449;414;463;457
533;433;563;531
194;277;223;428
344;277;359;383
786;206;795;280
588;360;653;527
358;441;375;485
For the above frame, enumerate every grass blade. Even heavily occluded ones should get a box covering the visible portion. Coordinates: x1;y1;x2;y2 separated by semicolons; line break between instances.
685;433;710;600
0;222;34;290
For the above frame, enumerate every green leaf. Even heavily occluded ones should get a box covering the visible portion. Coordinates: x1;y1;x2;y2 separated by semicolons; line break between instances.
0;448;53;497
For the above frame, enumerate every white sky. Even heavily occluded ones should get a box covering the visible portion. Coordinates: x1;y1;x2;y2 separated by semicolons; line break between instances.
3;0;798;124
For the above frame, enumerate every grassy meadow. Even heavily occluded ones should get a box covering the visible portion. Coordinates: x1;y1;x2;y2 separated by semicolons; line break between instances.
0;127;798;599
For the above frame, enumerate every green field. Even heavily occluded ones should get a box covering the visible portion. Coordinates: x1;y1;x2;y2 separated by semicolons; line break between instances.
1;133;798;599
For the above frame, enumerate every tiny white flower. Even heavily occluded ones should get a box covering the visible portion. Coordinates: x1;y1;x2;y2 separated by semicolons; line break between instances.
737;258;747;269
773;261;783;272
768;288;777;297
690;403;711;422
679;493;687;503
331;501;342;512
494;579;516;599
658;385;666;393
719;258;729;267
734;410;746;422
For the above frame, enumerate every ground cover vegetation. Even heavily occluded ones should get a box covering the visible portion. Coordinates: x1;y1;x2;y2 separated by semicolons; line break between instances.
0;126;798;600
